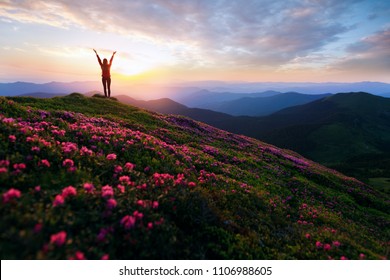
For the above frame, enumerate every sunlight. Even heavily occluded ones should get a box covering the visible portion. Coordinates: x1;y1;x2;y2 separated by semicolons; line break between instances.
114;58;155;76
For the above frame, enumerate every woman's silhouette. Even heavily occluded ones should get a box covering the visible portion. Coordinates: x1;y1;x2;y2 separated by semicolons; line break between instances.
93;49;116;97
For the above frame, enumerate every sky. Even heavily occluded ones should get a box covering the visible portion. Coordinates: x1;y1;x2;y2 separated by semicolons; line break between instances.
0;0;389;84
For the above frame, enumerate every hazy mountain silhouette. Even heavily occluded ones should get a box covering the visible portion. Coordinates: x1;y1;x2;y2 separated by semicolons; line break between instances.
115;95;235;126
206;92;331;116
174;89;281;107
176;81;390;95
0;81;99;96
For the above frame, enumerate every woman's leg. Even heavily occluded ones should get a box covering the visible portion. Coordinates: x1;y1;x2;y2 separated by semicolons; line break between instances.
107;77;111;97
102;78;107;97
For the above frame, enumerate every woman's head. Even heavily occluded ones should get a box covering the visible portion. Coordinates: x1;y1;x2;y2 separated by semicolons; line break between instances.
103;58;108;65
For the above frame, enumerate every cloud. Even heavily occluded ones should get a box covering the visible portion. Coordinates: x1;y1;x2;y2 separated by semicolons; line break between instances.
0;0;383;71
331;28;390;73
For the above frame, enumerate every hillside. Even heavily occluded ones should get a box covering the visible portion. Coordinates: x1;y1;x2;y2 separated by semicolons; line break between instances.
124;92;390;186
0;93;389;260
258;92;390;183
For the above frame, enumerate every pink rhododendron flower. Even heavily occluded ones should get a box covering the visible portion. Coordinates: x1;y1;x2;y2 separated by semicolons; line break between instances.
80;146;93;156
137;200;145;207
332;241;341;247
72;251;86;260
114;165;123;173
8;135;16;142
62;186;77;198
35;185;41;192
62;159;74;167
124;162;135;170
31;146;40;152
305;233;311;239
136;183;147;190
2;117;15;124
316;241;323;248
39;159;50;168
67;166;76;173
121;215;136;229
101;254;109;260
61;142;78;153
188;182;196;187
359;253;366;260
324;244;331;251
106;153;117;160
101;185;114;198
50;231;67;246
83;183;94;193
119;175;131;184
96;227;113;242
53;194;65;207
133;210;143;220
106;198;117;209
152;201;159;209
0;160;10;167
13;163;26;170
117;184;125;193
2;188;21;203
0;167;7;173
340;256;348;260
147;222;153;230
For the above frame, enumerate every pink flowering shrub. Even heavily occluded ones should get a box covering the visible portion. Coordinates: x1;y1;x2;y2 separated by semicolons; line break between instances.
53;194;65;207
106;154;117;160
50;231;67;247
120;215;136;229
61;186;77;198
38;159;50;168
101;185;114;198
2;188;21;203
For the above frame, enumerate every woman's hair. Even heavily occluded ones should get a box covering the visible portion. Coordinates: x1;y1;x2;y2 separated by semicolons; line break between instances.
103;58;108;64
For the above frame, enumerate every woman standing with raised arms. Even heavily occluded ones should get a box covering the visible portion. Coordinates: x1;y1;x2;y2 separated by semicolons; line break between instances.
93;49;116;98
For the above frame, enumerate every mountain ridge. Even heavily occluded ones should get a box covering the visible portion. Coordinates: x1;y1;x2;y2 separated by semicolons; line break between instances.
205;92;331;116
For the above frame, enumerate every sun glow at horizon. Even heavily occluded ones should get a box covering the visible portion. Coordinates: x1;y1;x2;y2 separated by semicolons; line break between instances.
114;58;154;76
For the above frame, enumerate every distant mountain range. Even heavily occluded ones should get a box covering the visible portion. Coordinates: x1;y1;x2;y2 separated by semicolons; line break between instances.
173;89;282;107
173;80;390;96
0;81;99;96
202;92;331;116
1;80;390;100
115;95;235;126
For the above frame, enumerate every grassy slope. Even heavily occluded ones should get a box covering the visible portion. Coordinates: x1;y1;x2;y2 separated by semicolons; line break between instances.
0;93;389;260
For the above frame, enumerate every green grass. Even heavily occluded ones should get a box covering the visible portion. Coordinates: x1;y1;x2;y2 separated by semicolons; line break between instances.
368;178;390;194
